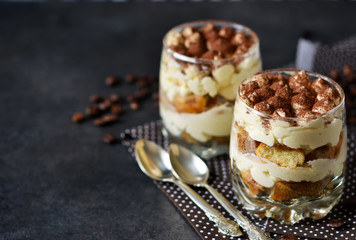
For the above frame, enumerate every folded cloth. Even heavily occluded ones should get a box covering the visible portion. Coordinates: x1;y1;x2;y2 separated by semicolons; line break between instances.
296;35;356;75
121;120;356;240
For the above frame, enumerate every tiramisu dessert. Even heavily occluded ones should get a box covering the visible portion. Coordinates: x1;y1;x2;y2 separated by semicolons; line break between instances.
230;69;346;224
159;20;261;158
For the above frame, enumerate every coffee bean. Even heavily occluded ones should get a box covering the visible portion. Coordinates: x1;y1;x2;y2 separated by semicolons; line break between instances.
110;94;121;103
343;65;354;82
125;73;136;83
86;105;100;117
106;75;119;86
343;64;353;76
348;116;356;124
94;118;106;126
329;69;339;81
152;92;159;100
125;93;137;103
137;79;148;88
102;114;118;123
72;112;84;123
99;99;112;111
102;134;117;144
134;89;150;100
281;233;298;240
111;104;122;115
130;101;139;111
89;95;102;103
328;218;345;228
349;84;356;96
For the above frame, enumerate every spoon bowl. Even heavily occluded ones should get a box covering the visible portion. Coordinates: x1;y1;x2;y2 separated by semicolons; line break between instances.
135;139;173;181
169;143;209;185
169;143;272;240
134;139;242;237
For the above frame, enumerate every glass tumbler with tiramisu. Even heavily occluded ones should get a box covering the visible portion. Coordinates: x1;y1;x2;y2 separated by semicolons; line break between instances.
230;69;346;224
159;20;262;158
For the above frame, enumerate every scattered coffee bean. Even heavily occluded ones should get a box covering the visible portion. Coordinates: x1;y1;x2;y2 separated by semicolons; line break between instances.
74;72;159;133
86;105;100;117
348;116;356;124
126;93;136;103
137;78;148;88
125;73;136;83
110;94;121;103
102;114;118;123
72;112;84;123
102;134;117;144
281;233;298;240
111;104;122;115
329;69;339;81
99;99;112;111
106;75;119;86
152;92;159;100
89;95;102;103
343;65;354;82
94;118;106;126
130;101;140;111
349;84;356;96
327;218;345;228
134;89;149;100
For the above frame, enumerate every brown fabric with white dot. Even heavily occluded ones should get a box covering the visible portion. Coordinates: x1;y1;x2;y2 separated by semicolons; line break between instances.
121;121;356;240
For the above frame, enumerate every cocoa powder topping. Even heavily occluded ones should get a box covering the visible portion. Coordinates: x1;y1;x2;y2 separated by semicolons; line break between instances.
253;101;273;115
275;85;292;100
256;86;275;101
240;70;341;118
267;96;290;109
289;70;311;89
168;23;253;59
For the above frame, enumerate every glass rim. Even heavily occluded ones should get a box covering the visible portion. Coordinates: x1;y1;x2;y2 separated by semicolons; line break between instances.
162;20;260;64
237;68;345;121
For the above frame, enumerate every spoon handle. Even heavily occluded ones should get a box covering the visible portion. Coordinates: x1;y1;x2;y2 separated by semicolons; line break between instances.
173;179;242;237
204;184;272;240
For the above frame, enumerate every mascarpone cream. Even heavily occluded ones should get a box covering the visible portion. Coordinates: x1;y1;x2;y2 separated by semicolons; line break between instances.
230;126;347;188
234;98;344;151
160;102;233;142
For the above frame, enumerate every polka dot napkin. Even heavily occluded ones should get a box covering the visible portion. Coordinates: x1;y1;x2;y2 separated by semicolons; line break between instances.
120;120;356;240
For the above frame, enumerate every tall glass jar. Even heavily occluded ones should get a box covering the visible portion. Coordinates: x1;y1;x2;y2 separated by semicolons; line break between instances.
230;69;346;224
159;20;262;159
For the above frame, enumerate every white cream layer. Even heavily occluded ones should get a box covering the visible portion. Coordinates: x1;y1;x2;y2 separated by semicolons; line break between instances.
230;126;347;188
234;99;344;151
160;103;233;142
159;50;262;102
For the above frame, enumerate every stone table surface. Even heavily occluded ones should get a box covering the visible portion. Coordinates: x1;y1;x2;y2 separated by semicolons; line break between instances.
0;2;355;239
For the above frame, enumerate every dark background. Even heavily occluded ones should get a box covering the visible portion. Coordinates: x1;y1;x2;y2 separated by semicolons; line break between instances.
0;2;355;239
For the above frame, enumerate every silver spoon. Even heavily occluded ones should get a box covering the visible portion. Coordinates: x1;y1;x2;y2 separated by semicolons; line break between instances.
169;143;272;240
134;139;242;237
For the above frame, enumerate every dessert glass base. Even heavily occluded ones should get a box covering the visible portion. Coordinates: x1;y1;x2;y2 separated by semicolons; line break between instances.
231;165;345;224
229;69;347;225
162;125;229;159
158;20;262;160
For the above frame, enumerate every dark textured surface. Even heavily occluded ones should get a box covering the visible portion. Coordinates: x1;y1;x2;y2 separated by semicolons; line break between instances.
0;2;355;240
